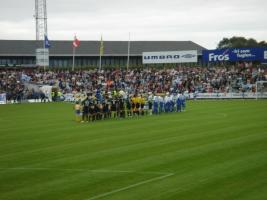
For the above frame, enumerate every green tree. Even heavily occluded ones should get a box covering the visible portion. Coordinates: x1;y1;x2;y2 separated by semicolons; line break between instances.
217;36;267;49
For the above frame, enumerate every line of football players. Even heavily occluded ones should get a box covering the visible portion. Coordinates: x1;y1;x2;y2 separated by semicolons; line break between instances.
74;92;186;122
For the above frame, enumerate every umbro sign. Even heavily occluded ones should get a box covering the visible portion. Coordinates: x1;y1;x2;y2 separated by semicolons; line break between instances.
142;51;198;64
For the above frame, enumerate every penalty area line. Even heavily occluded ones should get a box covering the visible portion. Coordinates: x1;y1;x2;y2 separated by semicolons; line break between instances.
85;173;174;200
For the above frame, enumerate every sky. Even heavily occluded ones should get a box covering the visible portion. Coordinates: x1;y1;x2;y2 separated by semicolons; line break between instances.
0;0;266;49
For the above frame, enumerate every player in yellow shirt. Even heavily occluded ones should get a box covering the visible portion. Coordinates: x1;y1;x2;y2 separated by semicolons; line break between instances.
136;94;142;116
131;95;137;116
140;94;145;116
74;101;82;122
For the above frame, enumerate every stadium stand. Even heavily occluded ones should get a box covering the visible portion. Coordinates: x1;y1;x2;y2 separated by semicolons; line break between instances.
0;66;266;102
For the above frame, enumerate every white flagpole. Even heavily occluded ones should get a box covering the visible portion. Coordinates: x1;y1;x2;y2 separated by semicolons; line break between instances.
99;51;102;71
43;36;46;71
127;32;131;71
99;35;102;71
72;46;75;71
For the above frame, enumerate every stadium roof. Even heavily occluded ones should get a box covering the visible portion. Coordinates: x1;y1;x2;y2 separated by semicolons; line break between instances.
0;40;206;56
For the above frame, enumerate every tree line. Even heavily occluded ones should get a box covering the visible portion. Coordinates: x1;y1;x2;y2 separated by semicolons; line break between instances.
217;36;267;49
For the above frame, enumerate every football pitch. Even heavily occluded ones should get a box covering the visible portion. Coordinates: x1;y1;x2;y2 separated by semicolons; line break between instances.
0;100;266;200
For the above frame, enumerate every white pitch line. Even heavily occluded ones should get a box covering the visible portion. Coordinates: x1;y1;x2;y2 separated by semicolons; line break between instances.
85;173;174;200
0;167;174;199
0;167;170;175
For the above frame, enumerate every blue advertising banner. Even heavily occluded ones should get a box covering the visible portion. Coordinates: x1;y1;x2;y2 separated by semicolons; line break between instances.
203;48;267;62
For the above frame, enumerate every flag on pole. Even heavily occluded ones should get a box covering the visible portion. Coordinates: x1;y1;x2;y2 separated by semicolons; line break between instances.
73;35;80;48
100;35;104;56
72;35;80;71
44;35;51;48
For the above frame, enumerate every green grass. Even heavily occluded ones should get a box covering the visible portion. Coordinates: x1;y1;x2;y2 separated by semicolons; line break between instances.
0;100;267;200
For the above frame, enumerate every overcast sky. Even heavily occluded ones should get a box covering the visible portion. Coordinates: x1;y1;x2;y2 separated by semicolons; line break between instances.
0;0;266;48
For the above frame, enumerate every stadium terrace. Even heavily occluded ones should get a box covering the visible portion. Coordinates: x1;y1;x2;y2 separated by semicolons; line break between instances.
1;66;266;104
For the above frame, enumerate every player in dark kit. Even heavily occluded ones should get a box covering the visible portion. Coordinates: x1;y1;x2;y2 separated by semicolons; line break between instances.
118;98;125;118
102;101;110;119
96;102;103;120
126;97;132;117
140;94;145;116
111;98;117;118
88;103;94;122
90;104;97;122
82;96;90;122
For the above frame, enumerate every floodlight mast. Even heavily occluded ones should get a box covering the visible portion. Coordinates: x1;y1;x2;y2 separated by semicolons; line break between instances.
35;0;48;40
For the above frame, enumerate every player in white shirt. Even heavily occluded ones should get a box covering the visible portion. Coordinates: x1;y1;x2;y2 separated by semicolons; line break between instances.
164;93;170;113
153;95;159;114
181;93;186;111
148;92;154;115
169;93;174;112
158;95;164;114
176;93;182;112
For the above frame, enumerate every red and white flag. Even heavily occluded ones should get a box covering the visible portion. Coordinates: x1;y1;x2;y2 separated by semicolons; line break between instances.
73;36;80;48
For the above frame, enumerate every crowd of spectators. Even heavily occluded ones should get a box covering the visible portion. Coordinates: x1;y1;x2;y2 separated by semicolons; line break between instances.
0;65;266;101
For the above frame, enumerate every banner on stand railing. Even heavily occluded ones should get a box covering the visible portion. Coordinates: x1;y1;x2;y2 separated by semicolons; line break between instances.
143;50;198;64
186;92;267;99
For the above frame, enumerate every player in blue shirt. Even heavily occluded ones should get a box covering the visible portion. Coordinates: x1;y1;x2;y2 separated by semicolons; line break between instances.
181;93;186;111
153;96;159;115
176;93;182;112
158;96;164;114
